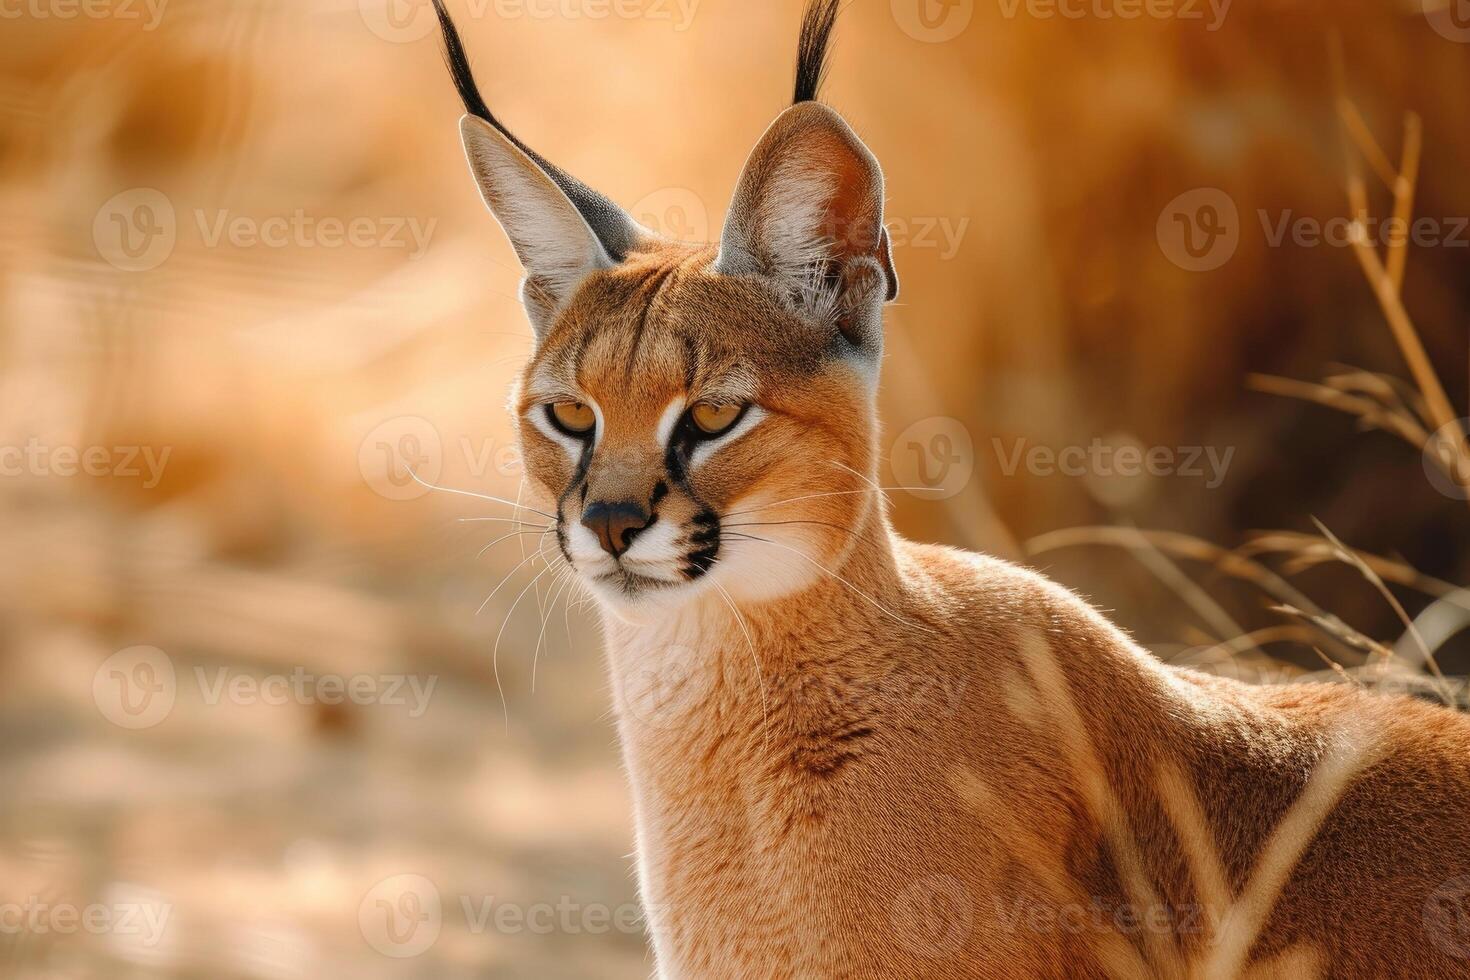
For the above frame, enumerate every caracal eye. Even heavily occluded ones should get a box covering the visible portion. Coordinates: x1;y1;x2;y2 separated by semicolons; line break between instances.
691;402;743;436
550;401;596;435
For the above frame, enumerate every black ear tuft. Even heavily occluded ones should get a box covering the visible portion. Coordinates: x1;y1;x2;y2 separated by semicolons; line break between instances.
430;0;639;260
432;0;495;123
793;0;841;105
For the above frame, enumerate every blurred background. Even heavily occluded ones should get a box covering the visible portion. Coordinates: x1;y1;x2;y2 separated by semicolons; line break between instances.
2;0;1469;975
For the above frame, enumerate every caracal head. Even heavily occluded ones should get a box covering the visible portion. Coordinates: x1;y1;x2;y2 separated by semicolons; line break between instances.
436;0;899;616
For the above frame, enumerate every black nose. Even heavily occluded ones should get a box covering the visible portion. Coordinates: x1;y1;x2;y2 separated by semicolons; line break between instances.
582;500;653;557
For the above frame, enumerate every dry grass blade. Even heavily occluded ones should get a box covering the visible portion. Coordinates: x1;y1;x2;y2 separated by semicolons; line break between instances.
1270;603;1393;661
1386;112;1422;290
1321;366;1431;424
1308;518;1454;702
1242;530;1468;603
1117;523;1258;654
1027;526;1324;615
1246;374;1430;448
1311;647;1364;688
1323;50;1470;502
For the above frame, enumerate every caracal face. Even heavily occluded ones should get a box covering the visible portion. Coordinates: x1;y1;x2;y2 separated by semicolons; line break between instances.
512;238;881;615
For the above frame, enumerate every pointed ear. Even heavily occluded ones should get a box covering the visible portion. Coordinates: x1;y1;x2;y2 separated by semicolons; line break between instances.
459;114;617;336
714;102;899;351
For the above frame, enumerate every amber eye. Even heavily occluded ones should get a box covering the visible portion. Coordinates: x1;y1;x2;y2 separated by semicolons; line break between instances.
690;402;744;436
549;401;596;436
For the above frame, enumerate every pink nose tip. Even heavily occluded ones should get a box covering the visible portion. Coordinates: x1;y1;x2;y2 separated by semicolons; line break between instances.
581;500;653;557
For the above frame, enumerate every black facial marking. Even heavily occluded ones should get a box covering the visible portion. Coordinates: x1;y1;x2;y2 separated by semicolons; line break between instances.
684;508;721;579
556;439;596;564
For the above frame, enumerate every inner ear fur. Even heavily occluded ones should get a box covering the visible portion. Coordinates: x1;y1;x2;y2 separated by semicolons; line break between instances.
715;102;899;349
458;114;618;336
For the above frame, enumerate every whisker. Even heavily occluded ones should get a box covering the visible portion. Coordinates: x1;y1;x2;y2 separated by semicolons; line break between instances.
458;516;553;527
711;580;771;744
476;537;556;615
531;566;576;693
407;468;556;520
724;532;934;633
724;518;884;550
476;528;553;558
725;486;935;519
491;557;565;733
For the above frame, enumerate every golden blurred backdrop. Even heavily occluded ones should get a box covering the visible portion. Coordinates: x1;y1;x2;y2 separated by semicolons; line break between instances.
2;0;1469;975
